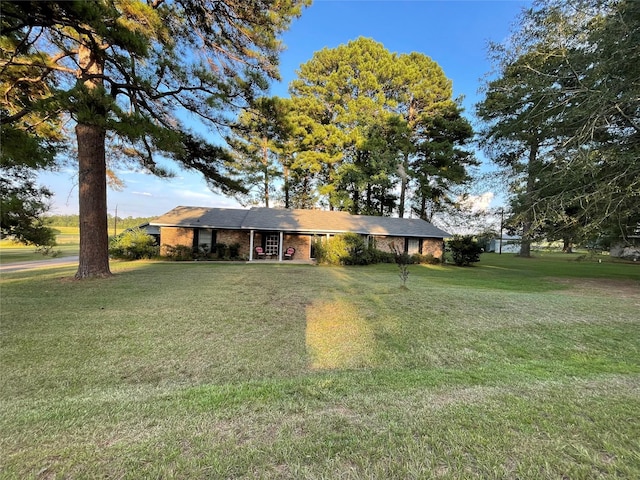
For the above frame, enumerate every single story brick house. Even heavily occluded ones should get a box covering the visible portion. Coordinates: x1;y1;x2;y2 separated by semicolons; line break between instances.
149;206;450;262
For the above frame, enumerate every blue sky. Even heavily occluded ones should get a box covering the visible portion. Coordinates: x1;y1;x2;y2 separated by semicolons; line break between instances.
40;0;530;219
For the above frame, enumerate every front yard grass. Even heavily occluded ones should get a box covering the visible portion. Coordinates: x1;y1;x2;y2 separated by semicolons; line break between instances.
1;255;639;478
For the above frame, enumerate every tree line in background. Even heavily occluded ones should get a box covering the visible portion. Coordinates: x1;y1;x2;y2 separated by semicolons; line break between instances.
2;0;638;278
45;215;155;231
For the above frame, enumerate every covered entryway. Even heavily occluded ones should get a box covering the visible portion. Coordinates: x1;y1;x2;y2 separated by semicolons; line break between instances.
249;230;283;261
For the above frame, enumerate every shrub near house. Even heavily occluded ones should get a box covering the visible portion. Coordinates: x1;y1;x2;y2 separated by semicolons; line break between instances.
312;234;443;266
447;235;483;266
108;228;158;260
313;233;395;265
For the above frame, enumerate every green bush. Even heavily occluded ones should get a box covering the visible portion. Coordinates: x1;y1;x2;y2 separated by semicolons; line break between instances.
410;253;440;265
203;242;242;260
313;233;364;265
313;233;395;265
212;242;228;259
447;235;483;266
313;235;344;265
369;248;396;264
193;243;210;260
342;232;370;265
109;228;158;260
163;244;193;261
229;242;241;259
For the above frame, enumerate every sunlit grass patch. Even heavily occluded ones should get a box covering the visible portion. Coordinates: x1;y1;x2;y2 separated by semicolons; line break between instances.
306;300;376;370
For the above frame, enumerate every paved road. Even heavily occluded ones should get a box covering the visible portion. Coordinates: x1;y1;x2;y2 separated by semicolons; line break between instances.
0;256;79;273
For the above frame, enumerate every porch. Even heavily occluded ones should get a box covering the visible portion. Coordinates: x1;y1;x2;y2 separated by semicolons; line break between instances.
248;230;314;262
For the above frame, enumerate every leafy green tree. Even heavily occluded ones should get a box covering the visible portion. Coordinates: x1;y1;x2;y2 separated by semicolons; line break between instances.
227;96;294;207
476;41;571;256
0;0;308;278
547;0;640;244
0;168;56;248
355;118;405;215
393;52;475;219
289;37;475;217
476;0;639;253
410;105;475;221
1;7;65;247
289;37;396;212
1;136;59;248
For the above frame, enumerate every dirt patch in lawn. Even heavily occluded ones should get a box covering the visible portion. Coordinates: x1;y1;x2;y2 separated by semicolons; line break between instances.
550;277;640;300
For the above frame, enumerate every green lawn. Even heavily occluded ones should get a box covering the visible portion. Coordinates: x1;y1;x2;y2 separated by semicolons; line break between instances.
1;255;639;478
0;227;80;264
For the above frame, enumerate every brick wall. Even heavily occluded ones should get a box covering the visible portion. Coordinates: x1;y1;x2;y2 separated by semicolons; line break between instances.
283;234;311;260
160;227;252;257
373;236;403;253
422;238;444;258
217;230;251;257
160;227;193;255
373;236;444;259
160;227;444;261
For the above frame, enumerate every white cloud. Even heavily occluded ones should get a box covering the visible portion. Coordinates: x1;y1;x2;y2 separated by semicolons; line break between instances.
460;192;494;213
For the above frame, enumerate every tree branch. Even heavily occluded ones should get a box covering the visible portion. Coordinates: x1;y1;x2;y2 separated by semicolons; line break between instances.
0;59;77;75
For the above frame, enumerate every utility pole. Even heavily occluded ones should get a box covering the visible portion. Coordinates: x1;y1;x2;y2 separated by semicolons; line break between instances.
499;208;504;255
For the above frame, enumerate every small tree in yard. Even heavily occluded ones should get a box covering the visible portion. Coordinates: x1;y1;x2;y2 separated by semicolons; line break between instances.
391;243;411;289
447;235;483;266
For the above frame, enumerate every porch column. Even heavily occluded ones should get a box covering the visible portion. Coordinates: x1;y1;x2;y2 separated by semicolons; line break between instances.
249;230;254;261
279;231;284;261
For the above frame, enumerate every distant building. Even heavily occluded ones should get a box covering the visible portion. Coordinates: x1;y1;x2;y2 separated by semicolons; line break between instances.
487;235;521;254
610;238;640;261
609;223;640;261
134;223;160;244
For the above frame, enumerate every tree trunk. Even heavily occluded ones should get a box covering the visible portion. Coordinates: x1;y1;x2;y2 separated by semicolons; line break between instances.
262;137;269;208
519;139;539;258
76;123;111;278
398;153;409;218
418;194;427;221
562;238;573;253
75;41;112;279
283;163;290;209
351;187;359;215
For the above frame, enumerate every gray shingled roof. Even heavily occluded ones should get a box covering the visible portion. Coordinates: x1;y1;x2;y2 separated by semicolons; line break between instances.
150;206;250;229
150;206;450;238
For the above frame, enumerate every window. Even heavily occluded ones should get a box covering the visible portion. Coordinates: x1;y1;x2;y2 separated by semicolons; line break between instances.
194;229;214;253
407;238;420;255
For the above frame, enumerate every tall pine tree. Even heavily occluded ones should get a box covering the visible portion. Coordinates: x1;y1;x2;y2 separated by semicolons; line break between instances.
0;0;308;278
